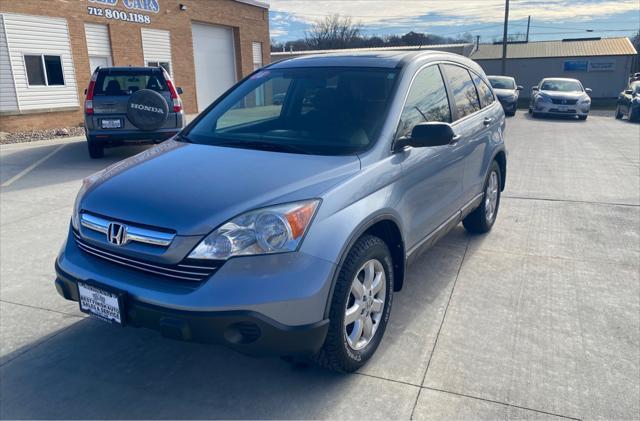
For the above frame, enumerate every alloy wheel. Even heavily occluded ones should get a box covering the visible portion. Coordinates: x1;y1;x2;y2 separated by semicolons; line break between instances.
485;171;499;222
344;259;386;350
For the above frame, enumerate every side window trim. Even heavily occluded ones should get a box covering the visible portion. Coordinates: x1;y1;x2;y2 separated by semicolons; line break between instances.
438;63;459;122
393;63;453;143
442;63;484;124
470;69;496;109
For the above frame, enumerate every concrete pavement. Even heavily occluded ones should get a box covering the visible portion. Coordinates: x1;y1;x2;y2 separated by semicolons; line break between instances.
0;112;638;419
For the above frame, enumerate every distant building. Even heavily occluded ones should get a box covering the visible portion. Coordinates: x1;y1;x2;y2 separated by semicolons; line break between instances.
470;37;637;99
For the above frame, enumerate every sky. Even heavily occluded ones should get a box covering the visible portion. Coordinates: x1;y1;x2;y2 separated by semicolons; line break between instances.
267;0;640;45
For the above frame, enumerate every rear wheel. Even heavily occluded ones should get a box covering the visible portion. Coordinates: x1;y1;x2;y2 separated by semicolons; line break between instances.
87;139;104;159
463;161;501;234
314;235;393;372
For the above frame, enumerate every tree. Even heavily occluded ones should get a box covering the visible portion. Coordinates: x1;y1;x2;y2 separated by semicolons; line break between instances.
305;14;362;50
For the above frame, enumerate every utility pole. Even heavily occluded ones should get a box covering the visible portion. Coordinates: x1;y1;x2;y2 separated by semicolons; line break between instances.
525;15;531;42
501;0;510;75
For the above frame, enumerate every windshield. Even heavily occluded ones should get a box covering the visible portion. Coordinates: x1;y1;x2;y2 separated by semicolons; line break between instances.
540;79;583;92
488;76;515;90
185;67;399;155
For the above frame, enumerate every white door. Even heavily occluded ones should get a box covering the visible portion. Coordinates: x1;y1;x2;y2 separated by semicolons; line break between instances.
191;23;236;112
89;56;110;74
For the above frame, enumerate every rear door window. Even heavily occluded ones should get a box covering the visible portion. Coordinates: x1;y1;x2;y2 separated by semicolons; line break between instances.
441;64;481;120
94;71;168;96
471;72;495;108
396;65;451;140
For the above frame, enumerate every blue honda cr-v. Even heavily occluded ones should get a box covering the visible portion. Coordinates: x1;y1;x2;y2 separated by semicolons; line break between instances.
55;51;506;372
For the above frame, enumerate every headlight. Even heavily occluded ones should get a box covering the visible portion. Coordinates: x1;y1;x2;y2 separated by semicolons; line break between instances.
536;94;550;103
500;94;516;102
579;96;591;104
188;200;320;260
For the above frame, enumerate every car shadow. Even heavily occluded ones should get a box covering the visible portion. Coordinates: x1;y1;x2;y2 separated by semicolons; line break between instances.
523;112;587;123
0;227;476;419
0;140;152;192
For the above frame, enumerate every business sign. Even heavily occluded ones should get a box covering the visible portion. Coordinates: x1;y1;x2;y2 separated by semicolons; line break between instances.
563;60;588;72
588;60;615;72
564;59;616;72
87;0;159;24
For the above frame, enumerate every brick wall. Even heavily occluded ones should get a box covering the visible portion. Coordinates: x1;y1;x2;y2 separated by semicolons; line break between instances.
0;0;270;133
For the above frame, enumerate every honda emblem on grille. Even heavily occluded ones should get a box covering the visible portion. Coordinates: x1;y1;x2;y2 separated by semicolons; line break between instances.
107;222;127;246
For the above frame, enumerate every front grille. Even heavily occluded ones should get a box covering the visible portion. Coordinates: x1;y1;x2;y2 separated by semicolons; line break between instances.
74;232;220;282
551;98;578;105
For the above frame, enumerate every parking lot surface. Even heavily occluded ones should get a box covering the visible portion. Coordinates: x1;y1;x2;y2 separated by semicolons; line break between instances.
1;112;638;420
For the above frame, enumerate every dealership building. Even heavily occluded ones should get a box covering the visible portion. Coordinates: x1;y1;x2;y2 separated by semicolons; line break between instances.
0;0;269;132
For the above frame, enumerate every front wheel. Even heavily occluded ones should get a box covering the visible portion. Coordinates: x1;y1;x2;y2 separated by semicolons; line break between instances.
314;235;393;372
615;105;623;119
463;161;501;234
578;115;587;121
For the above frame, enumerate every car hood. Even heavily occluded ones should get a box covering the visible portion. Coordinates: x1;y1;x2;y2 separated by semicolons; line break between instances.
538;90;586;100
494;88;517;98
80;140;361;235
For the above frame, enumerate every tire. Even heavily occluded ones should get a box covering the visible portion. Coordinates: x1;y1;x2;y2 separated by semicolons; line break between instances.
578;115;587;121
463;161;501;234
506;110;516;117
314;235;394;372
528;107;533;114
87;139;104;159
126;89;169;131
615;105;623;119
630;108;640;122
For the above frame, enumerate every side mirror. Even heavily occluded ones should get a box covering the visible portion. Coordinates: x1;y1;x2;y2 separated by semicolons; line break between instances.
531;86;539;92
625;89;633;95
517;85;523;90
176;87;183;95
585;88;592;95
396;122;458;151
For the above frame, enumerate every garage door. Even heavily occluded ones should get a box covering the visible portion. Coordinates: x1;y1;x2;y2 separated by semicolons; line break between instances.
191;23;236;112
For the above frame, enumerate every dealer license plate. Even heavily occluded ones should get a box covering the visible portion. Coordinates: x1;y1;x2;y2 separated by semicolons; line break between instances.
101;119;121;129
78;281;125;325
558;106;568;112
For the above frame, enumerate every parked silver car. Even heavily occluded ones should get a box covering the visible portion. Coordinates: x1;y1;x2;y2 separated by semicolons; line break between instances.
529;77;592;120
55;51;507;372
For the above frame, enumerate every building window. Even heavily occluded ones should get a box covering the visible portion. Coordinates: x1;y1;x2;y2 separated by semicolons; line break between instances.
252;42;263;70
147;61;171;75
24;54;64;86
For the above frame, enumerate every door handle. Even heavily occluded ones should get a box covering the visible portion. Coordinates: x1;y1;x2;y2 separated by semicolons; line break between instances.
449;134;461;145
483;117;493;126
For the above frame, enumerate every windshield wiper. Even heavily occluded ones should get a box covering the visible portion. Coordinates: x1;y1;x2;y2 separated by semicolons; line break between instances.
214;139;312;155
174;133;193;143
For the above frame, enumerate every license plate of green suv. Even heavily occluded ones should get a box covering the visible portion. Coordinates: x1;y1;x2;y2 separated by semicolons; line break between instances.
101;119;121;129
77;281;125;326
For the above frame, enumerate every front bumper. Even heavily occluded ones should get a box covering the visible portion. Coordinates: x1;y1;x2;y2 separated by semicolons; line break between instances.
54;227;335;356
533;101;590;116
55;264;328;356
497;97;517;113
